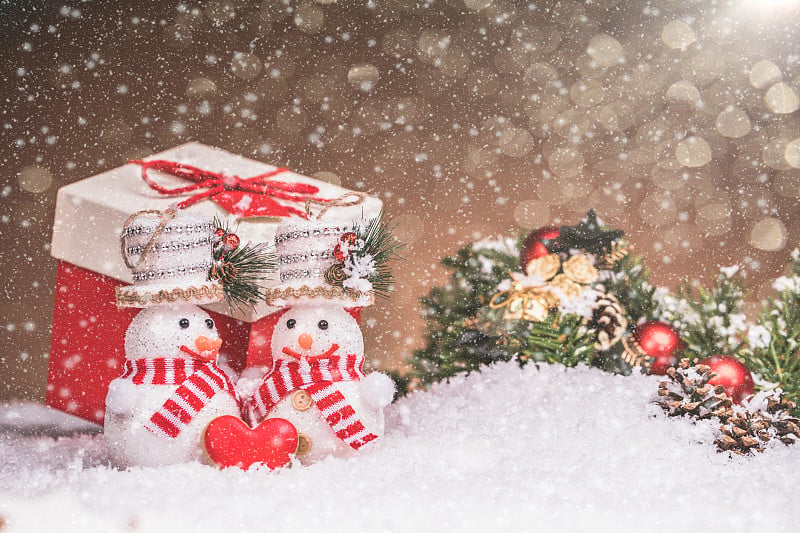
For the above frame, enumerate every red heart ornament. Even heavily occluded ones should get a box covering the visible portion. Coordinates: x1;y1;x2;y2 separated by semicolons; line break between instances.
203;416;299;470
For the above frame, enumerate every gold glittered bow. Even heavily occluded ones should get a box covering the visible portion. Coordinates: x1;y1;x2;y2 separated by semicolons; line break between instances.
489;253;600;322
489;283;559;322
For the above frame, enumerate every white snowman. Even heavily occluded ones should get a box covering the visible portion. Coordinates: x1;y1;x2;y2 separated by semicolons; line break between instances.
248;215;396;463
105;210;240;468
249;304;394;463
105;304;240;468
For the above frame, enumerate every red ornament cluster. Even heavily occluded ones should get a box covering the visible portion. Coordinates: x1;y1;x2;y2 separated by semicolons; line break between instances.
517;225;757;407
634;320;685;375
214;227;240;251
333;232;358;262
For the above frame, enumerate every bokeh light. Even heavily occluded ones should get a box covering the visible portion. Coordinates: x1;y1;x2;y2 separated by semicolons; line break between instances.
749;60;782;89
661;20;696;49
347;64;380;93
513;200;551;229
764;82;800;114
750;217;787;251
675;137;712;168
17;166;54;194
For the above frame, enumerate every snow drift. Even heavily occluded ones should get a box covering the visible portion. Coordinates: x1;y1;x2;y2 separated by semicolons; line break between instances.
1;362;797;532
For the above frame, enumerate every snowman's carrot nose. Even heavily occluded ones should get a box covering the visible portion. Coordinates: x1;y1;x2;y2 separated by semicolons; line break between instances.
196;336;222;353
298;333;314;350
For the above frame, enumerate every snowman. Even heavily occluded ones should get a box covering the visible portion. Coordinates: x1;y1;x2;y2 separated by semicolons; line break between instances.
104;210;240;468
247;216;396;463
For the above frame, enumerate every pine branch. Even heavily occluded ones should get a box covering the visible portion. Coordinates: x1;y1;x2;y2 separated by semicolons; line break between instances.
513;313;596;367
601;252;656;324
658;269;748;359
357;213;404;300
546;208;624;258
402;212;656;393
219;242;276;312
405;238;519;389
741;249;800;411
211;217;276;312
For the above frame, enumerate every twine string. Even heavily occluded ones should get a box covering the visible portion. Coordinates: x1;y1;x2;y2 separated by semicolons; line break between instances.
305;192;368;219
120;207;178;270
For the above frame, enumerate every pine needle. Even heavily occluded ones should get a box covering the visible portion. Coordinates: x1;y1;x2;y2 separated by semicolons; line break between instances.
221;242;276;312
355;213;405;300
211;217;276;312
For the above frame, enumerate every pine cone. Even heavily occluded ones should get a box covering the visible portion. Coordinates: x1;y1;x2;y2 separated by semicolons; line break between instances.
656;358;733;420
210;260;238;286
324;263;346;285
584;289;628;350
716;391;800;455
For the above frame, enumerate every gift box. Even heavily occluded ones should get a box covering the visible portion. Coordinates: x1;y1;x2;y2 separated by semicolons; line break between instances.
48;142;381;424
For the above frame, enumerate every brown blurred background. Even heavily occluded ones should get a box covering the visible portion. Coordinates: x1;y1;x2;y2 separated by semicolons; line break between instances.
2;0;799;403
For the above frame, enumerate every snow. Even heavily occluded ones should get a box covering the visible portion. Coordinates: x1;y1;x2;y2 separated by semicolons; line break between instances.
2;362;798;532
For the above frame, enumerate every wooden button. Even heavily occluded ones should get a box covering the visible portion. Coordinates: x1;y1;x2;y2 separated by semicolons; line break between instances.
295;433;312;456
291;390;313;411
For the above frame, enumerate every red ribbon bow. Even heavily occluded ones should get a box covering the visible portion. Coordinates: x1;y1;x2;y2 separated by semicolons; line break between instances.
130;159;328;218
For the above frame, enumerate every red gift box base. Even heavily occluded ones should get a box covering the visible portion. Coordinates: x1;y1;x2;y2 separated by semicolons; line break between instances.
46;261;252;425
47;262;363;425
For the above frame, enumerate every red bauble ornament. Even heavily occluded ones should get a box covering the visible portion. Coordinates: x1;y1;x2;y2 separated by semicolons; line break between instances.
333;243;345;262
519;226;560;271
698;355;755;404
340;232;358;245
634;320;685;375
203;416;298;470
222;232;240;250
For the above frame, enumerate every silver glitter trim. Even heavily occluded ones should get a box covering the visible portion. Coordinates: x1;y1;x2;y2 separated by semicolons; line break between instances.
131;260;213;282
274;225;352;245
122;222;213;238
125;236;212;257
278;250;336;265
279;268;325;282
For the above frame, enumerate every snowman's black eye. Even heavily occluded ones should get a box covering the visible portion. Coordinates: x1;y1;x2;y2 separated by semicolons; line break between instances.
179;318;190;329
287;319;296;329
205;319;214;329
318;320;328;330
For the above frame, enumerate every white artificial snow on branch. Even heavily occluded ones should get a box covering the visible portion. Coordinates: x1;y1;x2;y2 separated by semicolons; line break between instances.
747;324;772;349
471;236;517;254
773;275;800;293
343;253;376;293
555;286;600;318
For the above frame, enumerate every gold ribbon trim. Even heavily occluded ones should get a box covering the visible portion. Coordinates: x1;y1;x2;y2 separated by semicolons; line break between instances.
115;283;224;308
264;285;375;305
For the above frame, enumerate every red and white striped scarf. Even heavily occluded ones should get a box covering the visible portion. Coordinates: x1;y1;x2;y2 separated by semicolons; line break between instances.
119;358;239;439
249;354;378;450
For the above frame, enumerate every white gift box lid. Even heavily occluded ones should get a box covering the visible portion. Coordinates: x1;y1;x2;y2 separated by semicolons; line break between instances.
51;142;383;322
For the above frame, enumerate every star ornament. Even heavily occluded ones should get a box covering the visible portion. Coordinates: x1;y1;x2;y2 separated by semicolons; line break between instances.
548;209;624;258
